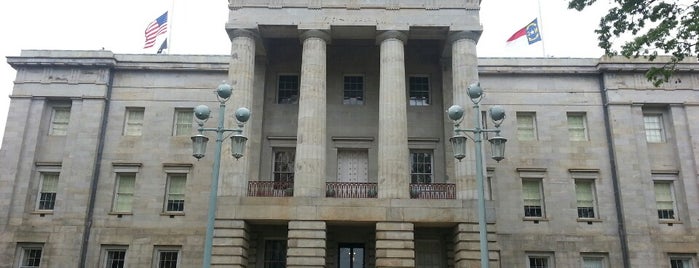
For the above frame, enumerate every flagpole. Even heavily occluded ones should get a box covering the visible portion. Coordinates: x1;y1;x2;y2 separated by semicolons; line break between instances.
167;0;175;54
537;0;547;56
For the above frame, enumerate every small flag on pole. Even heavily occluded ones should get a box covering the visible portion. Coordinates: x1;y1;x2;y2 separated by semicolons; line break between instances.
157;39;168;54
506;18;542;45
144;11;168;49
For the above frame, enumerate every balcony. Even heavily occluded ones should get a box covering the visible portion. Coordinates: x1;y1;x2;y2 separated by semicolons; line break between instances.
409;183;456;199
247;181;293;197
325;182;378;198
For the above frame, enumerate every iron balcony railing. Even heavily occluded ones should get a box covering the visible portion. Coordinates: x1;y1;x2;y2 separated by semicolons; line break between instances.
325;182;378;198
247;181;293;197
409;183;456;199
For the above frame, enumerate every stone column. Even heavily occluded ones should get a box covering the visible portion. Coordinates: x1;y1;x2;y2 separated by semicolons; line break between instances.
453;222;499;268
449;31;481;200
294;30;330;197
287;220;327;268
212;219;249;267
221;29;257;196
375;222;414;267
376;31;409;199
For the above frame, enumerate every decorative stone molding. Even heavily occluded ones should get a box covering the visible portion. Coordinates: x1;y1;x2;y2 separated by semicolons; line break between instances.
299;29;332;44
448;31;481;44
376;30;408;44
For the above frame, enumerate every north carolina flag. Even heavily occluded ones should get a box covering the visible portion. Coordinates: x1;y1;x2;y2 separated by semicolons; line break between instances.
144;12;168;49
506;18;542;45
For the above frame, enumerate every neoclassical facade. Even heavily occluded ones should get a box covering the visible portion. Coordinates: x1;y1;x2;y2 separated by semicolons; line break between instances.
1;1;699;268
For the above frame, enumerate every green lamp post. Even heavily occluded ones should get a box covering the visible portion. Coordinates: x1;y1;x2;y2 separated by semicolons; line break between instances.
448;82;507;268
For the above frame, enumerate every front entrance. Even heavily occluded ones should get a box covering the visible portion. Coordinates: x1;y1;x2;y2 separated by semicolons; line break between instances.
339;243;365;268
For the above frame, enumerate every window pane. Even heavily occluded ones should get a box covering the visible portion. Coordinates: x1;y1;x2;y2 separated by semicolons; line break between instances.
158;251;179;268
278;75;299;104
529;256;548;268
517;113;536;141
273;150;295;183
166;175;186;212
114;174;135;212
175;110;193;136
22;248;42;267
51;107;70;136
568;114;587;141
410;152;433;183
106;250;126;268
654;182;675;219
343;76;364;105
671;258;692;268
523;180;543;217
38;173;58;210
644;114;663;142
576;180;596;218
409;76;430;106
124;108;144;136
583;257;603;268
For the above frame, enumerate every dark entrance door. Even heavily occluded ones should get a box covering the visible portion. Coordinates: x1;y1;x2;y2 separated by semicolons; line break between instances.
338;243;364;268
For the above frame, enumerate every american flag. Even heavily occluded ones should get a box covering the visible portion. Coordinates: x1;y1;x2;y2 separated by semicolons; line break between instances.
144;11;168;49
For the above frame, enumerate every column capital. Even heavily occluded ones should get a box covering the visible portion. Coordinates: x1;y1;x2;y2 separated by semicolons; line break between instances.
376;30;408;44
299;29;331;44
448;31;481;44
227;28;260;41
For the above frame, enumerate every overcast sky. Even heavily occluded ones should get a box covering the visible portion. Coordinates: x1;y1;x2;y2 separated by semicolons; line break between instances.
0;0;610;145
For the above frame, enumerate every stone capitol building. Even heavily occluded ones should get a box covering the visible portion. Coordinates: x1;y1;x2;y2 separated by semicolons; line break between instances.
1;0;698;267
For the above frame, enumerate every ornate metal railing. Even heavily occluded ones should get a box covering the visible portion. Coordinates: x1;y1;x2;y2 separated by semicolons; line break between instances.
409;183;456;199
325;182;378;198
247;181;294;197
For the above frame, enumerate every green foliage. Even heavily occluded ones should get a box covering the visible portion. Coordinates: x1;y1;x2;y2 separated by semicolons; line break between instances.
568;0;699;86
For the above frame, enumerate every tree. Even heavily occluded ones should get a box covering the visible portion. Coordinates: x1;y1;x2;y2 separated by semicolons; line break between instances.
568;0;699;86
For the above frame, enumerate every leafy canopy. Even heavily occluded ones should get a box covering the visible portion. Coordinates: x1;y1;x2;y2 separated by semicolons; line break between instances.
568;0;699;86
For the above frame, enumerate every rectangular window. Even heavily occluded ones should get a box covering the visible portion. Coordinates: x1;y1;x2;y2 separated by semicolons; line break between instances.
112;173;135;213
582;255;607;268
343;75;364;105
17;245;43;268
522;179;544;218
277;75;299;104
37;173;59;211
154;247;180;268
568;113;588;141
124;107;145;136
173;109;193;136
273;149;295;183
410;151;433;184
670;256;695;268
654;180;677;220
527;254;552;268
50;107;71;136
517;112;537;141
165;174;186;212
101;246;127;268
643;114;665;143
263;240;287;268
576;180;597;219
409;76;430;106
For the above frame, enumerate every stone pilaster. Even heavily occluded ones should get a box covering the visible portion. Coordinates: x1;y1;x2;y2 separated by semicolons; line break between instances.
453;222;499;268
376;31;409;199
375;222;414;268
287;220;327;268
294;30;330;197
212;219;249;267
221;29;257;196
449;31;481;200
